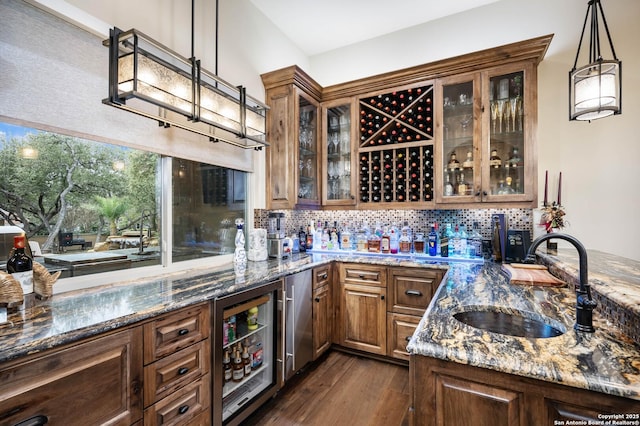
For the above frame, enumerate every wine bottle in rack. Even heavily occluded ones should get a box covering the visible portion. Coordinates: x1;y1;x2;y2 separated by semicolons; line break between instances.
383;150;394;202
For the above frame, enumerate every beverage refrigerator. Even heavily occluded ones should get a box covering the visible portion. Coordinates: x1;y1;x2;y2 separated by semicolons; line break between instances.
212;279;284;425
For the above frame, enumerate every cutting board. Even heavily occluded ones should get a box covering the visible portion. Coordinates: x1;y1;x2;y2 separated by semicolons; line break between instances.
501;263;565;287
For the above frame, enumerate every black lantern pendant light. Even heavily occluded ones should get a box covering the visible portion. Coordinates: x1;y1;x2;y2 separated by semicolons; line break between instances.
569;0;621;121
103;0;268;149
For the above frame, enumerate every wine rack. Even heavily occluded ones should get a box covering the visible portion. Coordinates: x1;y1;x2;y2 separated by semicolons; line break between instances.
358;85;434;205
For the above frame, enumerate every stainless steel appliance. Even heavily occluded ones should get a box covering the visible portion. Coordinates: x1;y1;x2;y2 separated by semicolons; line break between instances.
284;269;313;381
267;212;287;258
213;280;284;425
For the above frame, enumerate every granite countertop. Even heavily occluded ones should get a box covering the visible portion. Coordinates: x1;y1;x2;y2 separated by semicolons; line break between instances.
407;247;640;401
1;247;639;402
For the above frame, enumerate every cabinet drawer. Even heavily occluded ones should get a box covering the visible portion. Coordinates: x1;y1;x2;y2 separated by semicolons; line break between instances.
388;268;443;315
0;327;143;426
144;339;210;406
313;264;332;289
144;373;210;426
387;313;421;361
340;263;386;287
144;303;210;364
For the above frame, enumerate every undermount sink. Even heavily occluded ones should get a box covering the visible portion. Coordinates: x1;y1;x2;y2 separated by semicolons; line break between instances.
453;309;566;339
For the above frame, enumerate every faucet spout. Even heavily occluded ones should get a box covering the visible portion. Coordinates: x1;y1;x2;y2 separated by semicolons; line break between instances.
525;233;597;333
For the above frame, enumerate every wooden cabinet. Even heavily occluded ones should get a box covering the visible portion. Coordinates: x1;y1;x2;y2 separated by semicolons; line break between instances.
435;62;537;206
411;355;640;426
262;66;323;209
312;265;333;359
321;98;357;206
387;267;442;316
263;35;552;210
0;327;143;426
337;263;387;355
143;303;211;425
387;267;443;361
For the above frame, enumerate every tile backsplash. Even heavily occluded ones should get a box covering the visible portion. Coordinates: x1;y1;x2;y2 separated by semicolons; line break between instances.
254;208;533;240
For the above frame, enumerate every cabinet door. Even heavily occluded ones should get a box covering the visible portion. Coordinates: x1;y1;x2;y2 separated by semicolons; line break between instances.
339;282;387;355
312;284;332;359
435;73;482;204
322;98;356;206
387;312;420;361
0;327;143;426
297;89;321;208
265;84;297;209
482;63;536;202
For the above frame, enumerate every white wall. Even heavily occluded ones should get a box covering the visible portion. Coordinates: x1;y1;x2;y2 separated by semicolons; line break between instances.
19;0;640;260
310;0;640;261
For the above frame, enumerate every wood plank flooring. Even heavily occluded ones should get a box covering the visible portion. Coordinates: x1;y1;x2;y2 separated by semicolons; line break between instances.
243;351;411;426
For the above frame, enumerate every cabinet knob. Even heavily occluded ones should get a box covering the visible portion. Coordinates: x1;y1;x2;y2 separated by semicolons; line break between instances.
178;367;189;375
321;273;328;280
178;405;190;415
315;297;320;303
381;295;385;300
178;328;189;336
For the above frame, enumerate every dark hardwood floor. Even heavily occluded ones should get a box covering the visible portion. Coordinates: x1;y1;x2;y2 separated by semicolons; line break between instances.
243;350;411;426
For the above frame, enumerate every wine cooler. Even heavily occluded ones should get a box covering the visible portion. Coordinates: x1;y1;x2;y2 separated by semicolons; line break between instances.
358;85;434;205
213;280;283;425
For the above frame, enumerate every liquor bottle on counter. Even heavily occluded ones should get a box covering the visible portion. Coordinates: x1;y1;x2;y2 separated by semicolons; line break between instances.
440;224;450;257
298;227;307;252
7;235;33;295
468;222;483;258
380;227;391;254
340;222;352;251
414;232;425;254
428;225;438;256
398;227;411;254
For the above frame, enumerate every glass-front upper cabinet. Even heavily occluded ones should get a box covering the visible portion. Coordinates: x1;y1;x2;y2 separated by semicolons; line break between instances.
297;91;321;207
484;66;532;201
321;99;355;206
436;62;536;204
436;74;481;203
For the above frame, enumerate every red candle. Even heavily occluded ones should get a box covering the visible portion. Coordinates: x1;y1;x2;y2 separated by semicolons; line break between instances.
557;172;562;206
543;170;548;207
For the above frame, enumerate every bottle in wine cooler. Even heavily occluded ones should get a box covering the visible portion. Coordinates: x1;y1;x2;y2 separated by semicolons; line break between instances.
232;350;244;382
242;346;252;376
223;350;232;382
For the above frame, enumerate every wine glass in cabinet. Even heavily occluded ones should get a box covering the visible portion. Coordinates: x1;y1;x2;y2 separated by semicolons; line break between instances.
483;65;534;202
321;99;356;206
297;92;321;207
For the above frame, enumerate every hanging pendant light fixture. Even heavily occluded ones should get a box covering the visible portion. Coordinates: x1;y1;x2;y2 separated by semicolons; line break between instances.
569;0;621;121
102;0;268;149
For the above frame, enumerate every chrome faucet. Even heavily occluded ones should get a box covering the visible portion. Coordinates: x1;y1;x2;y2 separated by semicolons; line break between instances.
525;233;597;333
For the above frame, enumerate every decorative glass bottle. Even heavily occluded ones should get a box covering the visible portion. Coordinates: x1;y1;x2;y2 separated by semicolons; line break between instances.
234;218;247;265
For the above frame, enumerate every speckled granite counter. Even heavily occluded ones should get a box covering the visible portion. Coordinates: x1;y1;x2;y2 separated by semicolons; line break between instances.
407;247;640;401
1;247;639;403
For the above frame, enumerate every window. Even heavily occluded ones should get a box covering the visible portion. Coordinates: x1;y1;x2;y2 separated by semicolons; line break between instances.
0;122;246;284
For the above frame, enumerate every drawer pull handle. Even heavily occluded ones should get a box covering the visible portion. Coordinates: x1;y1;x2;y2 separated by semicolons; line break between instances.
178;405;190;415
321;273;328;279
178;328;189;336
358;274;365;279
178;367;189;375
405;290;423;297
14;415;48;426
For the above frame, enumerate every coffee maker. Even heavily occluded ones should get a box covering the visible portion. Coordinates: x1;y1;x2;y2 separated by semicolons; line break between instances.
267;213;288;258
